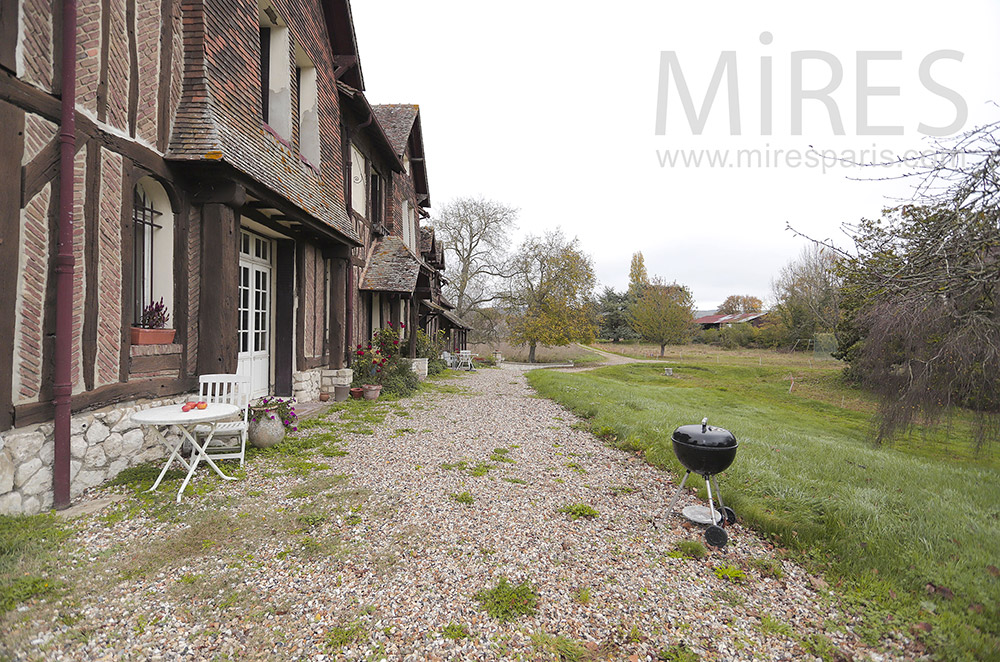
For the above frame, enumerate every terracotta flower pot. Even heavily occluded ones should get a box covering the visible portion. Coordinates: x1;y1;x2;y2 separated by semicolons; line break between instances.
349;387;364;399
362;384;382;400
130;327;176;345
319;392;330;402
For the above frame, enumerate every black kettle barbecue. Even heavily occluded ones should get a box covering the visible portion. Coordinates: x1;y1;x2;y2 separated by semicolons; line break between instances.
667;417;738;547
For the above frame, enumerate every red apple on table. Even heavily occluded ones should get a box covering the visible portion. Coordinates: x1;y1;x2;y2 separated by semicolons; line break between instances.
182;403;194;412
196;402;207;410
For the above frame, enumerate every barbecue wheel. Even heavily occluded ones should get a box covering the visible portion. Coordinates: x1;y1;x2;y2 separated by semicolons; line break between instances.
705;525;728;548
720;507;737;525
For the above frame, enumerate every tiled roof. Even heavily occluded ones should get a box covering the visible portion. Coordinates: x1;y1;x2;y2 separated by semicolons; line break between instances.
441;310;471;330
371;104;418;157
359;237;422;293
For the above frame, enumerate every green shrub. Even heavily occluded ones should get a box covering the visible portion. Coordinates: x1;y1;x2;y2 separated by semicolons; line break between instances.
712;564;747;582
473;577;538;622
380;361;419;397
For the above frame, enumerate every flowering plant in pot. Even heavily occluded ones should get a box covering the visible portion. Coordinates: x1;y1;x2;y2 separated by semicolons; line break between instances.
130;298;176;344
247;396;297;448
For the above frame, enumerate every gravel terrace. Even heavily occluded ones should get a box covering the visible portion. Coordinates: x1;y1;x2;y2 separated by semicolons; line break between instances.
2;365;912;661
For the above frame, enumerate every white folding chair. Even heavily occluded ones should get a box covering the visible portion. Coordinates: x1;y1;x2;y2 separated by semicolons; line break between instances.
194;374;250;466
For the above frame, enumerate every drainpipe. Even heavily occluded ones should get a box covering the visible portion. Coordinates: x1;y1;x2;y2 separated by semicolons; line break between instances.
53;0;78;509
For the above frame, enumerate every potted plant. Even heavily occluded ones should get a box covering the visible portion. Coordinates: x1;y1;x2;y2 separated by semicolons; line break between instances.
130;298;176;345
247;396;297;448
352;339;387;401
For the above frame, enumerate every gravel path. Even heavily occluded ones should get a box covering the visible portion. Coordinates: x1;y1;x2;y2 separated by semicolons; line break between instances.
2;366;913;661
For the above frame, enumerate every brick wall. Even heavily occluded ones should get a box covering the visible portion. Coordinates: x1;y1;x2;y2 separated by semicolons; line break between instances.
136;0;161;144
96;148;123;387
14;184;51;403
105;0;130;130
76;0;101;115
21;0;53;91
71;149;87;394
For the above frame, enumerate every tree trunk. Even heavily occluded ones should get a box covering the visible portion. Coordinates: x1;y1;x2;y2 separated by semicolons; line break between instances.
660;343;666;357
528;342;537;363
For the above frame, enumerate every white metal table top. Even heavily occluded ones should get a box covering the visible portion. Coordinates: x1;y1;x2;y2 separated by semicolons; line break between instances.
129;402;240;427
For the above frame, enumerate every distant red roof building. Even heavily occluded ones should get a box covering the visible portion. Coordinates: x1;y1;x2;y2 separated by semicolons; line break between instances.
694;313;768;329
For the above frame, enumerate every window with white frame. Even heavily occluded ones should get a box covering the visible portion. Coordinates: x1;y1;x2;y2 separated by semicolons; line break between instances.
259;4;291;140
294;43;319;166
132;178;174;326
351;144;367;214
401;200;411;249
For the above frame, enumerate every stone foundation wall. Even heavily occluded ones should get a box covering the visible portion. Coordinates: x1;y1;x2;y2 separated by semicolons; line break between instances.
293;368;353;402
409;358;428;380
321;369;353;393
0;395;190;516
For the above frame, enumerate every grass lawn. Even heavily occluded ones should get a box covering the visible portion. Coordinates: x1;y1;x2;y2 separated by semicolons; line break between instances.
528;356;1000;661
470;342;605;366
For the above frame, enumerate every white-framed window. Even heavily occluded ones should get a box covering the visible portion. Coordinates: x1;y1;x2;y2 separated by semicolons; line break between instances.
132;178;174;326
295;43;319;166
401;200;411;249
351;144;367;214
259;4;291;140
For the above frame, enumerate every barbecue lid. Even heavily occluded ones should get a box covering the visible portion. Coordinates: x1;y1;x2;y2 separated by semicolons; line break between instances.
672;418;737;448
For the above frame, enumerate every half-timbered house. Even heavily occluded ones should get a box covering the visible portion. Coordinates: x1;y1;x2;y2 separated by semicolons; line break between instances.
0;0;444;514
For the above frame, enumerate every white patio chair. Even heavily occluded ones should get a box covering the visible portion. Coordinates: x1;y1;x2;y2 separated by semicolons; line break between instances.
441;351;453;368
193;374;251;466
456;350;475;371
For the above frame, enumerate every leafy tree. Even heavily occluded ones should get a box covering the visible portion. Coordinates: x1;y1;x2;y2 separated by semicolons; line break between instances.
630;277;696;356
716;294;763;315
628;252;649;300
504;230;597;362
770;245;841;347
597;287;636;342
433;196;518;318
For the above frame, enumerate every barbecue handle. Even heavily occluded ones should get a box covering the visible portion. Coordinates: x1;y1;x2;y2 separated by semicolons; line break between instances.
701;417;708;431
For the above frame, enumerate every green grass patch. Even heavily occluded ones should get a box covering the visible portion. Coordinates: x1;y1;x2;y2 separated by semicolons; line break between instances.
747;557;784;579
558;503;599;520
451;491;474;506
502;477;528;485
1;514;70;612
675;540;707;559
325;621;367;651
469;462;495;477
530;631;592;661
473;577;538;622
657;643;700;661
712;564;747;582
442;622;470;640
528;359;1000;659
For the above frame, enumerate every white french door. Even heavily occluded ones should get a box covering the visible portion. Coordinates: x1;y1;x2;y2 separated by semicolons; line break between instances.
238;230;273;399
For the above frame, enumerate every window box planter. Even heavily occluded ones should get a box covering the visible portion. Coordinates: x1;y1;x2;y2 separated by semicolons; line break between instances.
130;327;176;345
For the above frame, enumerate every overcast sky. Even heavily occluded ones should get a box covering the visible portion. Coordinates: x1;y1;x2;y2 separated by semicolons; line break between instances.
351;1;1000;310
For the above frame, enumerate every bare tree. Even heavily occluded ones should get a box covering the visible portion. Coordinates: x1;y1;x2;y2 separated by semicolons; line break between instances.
794;118;1000;446
770;245;841;345
432;196;518;319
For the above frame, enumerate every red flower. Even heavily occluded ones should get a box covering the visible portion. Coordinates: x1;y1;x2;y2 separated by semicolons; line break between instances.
400;323;406;328
393;340;399;345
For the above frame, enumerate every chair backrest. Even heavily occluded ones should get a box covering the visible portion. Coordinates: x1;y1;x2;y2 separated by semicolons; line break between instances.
199;374;251;421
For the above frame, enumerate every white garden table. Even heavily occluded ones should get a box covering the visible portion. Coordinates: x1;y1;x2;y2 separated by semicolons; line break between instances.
130;402;241;502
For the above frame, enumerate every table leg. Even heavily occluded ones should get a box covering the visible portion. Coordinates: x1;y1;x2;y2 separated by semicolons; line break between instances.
174;423;237;503
147;426;193;493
